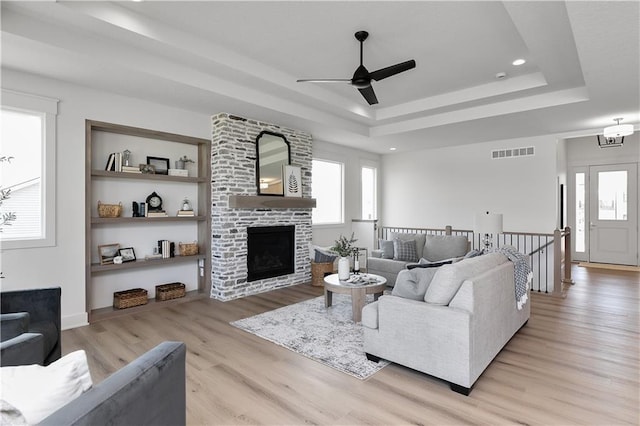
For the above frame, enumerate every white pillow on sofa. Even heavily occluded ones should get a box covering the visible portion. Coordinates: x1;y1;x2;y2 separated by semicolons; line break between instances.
424;252;508;305
0;350;93;424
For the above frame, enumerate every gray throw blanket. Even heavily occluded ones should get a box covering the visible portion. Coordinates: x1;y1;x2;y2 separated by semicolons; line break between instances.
493;246;532;310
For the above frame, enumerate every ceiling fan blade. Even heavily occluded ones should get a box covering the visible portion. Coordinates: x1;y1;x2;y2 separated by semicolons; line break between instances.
369;59;416;81
358;85;378;105
296;79;351;83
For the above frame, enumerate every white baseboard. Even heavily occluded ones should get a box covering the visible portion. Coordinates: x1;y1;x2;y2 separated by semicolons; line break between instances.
62;312;89;330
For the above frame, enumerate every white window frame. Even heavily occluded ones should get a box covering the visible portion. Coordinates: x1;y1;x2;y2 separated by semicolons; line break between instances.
311;158;344;226
1;89;58;249
360;161;378;221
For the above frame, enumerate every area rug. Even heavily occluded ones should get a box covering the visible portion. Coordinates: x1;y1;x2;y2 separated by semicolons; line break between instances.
230;294;389;380
578;262;640;272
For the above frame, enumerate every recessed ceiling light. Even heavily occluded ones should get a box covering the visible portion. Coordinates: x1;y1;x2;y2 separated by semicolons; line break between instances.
512;59;526;66
389;147;396;151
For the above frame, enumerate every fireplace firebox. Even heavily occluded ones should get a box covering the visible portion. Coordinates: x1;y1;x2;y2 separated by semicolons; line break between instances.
247;225;295;282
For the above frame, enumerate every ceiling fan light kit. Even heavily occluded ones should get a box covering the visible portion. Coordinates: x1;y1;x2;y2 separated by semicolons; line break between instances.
597;118;634;148
296;30;416;105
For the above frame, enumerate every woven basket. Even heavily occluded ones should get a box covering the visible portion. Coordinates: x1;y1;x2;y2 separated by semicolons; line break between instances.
179;242;198;256
98;201;123;218
311;261;335;287
113;288;148;309
156;282;186;301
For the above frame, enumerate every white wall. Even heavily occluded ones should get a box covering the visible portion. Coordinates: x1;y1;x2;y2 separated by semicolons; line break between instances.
0;70;211;329
381;135;559;233
312;140;381;247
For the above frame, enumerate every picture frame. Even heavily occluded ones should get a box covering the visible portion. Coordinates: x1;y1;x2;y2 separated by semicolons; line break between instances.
118;247;136;263
146;156;170;175
139;163;156;174
98;243;120;265
283;165;302;197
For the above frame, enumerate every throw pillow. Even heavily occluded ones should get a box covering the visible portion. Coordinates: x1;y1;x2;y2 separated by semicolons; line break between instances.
406;260;452;270
390;232;426;259
378;239;394;259
424;252;508;305
392;267;440;300
0;350;93;424
393;238;418;262
0;400;27;426
314;248;337;263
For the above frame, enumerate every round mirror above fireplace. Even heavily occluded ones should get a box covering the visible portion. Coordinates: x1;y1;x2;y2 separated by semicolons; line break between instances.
256;131;290;196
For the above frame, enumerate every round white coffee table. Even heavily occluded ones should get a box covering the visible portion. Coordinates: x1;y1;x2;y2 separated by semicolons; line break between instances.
323;273;387;322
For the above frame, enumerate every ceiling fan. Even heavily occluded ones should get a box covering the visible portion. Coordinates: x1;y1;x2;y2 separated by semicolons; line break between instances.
296;30;416;105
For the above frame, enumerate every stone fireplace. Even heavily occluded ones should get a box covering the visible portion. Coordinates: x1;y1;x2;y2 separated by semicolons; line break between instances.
210;113;313;301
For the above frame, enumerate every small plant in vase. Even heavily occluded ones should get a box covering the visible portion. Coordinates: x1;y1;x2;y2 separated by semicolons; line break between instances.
331;233;358;280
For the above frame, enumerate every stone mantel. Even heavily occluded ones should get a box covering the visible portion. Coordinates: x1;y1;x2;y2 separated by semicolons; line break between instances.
228;195;316;209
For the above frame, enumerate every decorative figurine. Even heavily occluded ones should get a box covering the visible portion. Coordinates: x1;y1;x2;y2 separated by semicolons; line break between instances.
123;149;131;167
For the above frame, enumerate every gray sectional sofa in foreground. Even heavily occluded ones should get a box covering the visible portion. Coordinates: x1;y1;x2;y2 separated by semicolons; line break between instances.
39;341;186;426
363;252;530;395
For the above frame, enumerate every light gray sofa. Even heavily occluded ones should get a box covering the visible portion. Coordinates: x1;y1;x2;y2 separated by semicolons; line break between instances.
363;253;530;395
39;341;186;426
367;233;469;286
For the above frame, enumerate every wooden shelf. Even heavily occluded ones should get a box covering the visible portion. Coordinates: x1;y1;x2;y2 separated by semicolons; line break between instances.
91;216;206;224
86;120;212;324
90;289;207;323
92;170;207;183
229;195;316;209
91;254;205;273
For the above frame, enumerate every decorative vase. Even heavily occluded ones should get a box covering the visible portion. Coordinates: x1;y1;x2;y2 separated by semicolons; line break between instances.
338;257;350;280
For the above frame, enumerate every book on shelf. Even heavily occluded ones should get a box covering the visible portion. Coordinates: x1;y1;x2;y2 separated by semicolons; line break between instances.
157;240;175;258
168;168;189;177
147;211;168;218
176;210;195;217
105;153;115;171
115;152;122;172
122;165;142;173
145;254;163;260
139;202;147;217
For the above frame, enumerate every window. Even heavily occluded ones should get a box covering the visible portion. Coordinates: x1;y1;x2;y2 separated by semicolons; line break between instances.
312;159;343;225
575;172;585;253
597;171;627;221
361;165;377;220
1;90;57;249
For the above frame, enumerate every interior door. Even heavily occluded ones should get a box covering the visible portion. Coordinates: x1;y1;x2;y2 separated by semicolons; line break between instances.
589;163;638;265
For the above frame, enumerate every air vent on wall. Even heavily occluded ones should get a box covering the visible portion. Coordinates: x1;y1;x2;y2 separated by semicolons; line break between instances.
491;146;535;160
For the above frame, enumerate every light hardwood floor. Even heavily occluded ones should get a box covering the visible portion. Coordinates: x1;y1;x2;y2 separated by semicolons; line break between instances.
63;265;639;425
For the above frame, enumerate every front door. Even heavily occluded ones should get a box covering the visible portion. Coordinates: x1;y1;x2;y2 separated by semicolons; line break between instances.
589;163;638;265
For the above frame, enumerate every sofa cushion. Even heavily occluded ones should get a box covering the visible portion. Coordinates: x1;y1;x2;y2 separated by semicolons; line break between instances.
393;239;418;262
378;239;394;259
392;268;440;300
391;232;426;260
424;252;508;305
423;235;469;262
0;350;93;424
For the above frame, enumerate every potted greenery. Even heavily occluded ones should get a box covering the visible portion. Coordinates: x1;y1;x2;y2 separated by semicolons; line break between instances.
331;233;358;280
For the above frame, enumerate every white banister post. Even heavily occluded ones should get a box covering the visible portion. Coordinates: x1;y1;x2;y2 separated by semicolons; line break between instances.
552;229;564;297
563;226;574;286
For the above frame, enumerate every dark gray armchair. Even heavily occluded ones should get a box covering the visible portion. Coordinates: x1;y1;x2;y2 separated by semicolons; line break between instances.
1;287;61;366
